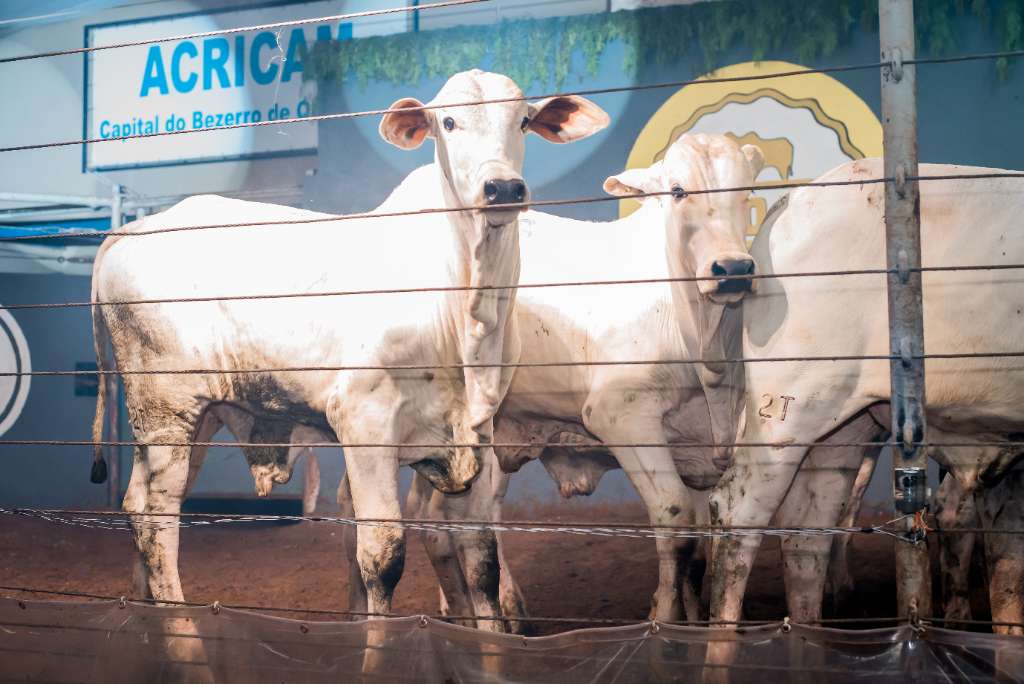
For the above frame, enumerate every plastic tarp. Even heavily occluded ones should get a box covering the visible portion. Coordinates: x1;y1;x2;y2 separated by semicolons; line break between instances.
0;598;1022;683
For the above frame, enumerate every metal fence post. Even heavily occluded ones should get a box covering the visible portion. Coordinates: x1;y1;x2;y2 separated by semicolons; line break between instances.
106;185;123;510
879;0;931;619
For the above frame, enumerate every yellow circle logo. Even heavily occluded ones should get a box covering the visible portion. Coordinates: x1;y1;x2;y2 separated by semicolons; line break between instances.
620;60;882;238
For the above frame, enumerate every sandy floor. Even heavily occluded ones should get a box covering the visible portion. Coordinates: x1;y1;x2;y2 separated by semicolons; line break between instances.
2;499;988;636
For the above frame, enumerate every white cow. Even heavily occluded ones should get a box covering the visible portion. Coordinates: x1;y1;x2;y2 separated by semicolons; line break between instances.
706;160;1024;640
88;70;609;634
342;134;877;627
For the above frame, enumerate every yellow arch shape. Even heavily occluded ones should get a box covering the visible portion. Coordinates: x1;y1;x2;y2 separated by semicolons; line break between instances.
619;60;883;218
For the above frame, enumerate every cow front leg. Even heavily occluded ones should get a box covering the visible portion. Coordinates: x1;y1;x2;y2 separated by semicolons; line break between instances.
406;473;475;625
342;447;405;618
440;459;507;633
337;473;367;615
585;398;697;623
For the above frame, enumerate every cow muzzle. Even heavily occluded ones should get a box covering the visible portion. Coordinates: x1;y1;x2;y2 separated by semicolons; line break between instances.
698;254;757;303
476;162;528;227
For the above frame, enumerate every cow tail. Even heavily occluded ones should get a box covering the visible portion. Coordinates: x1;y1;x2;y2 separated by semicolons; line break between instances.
89;240;113;484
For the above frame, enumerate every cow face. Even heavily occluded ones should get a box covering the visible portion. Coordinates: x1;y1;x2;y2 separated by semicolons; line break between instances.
604;134;765;304
379;70;609;226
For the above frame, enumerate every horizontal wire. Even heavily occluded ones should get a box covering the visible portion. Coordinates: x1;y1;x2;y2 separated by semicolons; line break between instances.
2;506;903;535
8;585;1021;630
0;0;487;65
3;44;1023;154
0;585;766;626
920;616;1024;628
906;49;1024;66
0;190;669;242
0;63;891;154
0;439;1021;450
9;262;1024;313
7;350;1024;378
5;509;903;541
5;172;1023;245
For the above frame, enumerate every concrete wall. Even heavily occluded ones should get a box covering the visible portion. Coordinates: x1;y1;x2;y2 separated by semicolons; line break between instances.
0;0;1021;509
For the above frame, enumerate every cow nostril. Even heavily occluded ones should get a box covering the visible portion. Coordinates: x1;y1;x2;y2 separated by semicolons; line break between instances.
511;181;526;202
484;181;498;202
711;262;727;277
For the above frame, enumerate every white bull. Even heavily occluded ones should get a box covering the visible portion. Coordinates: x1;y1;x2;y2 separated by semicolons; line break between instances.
707;160;1024;638
89;69;609;635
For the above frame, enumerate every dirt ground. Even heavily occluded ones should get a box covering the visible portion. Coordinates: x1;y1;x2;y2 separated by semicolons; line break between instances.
0;501;990;634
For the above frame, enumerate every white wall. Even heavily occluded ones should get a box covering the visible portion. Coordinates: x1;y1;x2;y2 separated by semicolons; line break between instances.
0;0;333;208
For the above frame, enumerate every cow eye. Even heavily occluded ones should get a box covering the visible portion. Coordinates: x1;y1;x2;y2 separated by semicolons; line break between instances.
671;185;686;200
520;116;530;132
443;117;455;132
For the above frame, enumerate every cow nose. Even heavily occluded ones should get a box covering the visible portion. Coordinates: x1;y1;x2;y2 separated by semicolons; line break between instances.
483;178;527;205
710;259;756;278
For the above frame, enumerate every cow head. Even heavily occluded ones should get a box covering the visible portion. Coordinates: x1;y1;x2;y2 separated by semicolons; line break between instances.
603;133;764;304
380;69;609;226
380;71;609;493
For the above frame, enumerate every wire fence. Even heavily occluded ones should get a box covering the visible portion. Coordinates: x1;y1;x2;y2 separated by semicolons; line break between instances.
0;0;487;65
5;262;1024;312
1;0;1024;648
6;349;1024;379
0;506;922;540
5;506;1023;538
1;49;1022;155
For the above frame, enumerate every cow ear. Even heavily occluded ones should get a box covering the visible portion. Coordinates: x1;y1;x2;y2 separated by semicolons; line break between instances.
379;98;432;150
603;164;659;197
527;95;610;143
741;144;765;179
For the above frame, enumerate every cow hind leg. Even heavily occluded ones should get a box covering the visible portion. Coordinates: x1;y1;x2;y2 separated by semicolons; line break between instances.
777;418;880;623
124;420;213;680
826;448;879;614
978;470;1024;635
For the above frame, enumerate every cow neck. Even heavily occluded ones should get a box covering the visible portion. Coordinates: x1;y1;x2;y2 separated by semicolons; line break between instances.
662;211;745;461
435;160;522;440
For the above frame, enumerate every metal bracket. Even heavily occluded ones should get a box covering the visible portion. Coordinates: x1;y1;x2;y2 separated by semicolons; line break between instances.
899;336;913;368
894;467;927;514
894;161;908;198
889;47;904;83
897;248;910;284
